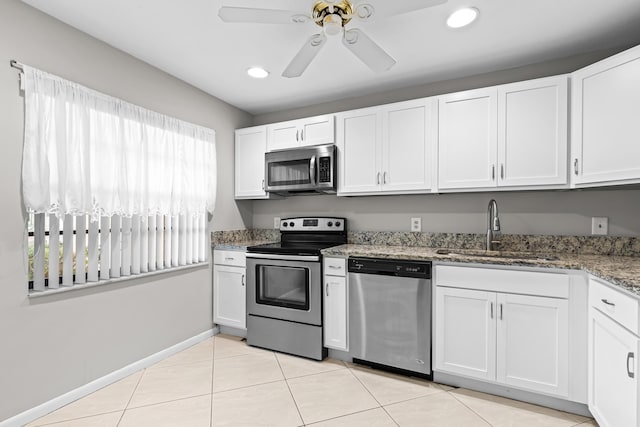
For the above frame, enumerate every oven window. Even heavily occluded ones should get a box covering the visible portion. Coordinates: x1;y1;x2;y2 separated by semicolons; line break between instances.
268;159;311;186
256;265;310;310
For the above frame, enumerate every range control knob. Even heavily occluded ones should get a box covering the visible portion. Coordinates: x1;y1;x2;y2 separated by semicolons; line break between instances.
289;222;294;227
282;222;288;227
335;221;341;227
327;221;333;227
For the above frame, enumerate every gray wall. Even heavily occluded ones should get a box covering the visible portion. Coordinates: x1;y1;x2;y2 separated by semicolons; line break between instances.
251;46;640;238
252;190;640;237
0;0;252;421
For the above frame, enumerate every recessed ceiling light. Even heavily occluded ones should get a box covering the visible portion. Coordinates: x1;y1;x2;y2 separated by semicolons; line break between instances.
447;7;479;28
247;67;269;79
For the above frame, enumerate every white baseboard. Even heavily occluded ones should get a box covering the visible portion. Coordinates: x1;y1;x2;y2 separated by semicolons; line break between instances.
1;327;218;427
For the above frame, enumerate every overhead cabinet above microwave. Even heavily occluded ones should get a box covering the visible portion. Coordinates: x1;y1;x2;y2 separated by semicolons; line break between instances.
266;114;335;151
437;75;569;192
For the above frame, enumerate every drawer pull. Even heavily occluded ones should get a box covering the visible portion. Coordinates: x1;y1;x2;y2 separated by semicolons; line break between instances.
225;257;235;261
601;299;616;307
628;352;635;378
328;265;341;269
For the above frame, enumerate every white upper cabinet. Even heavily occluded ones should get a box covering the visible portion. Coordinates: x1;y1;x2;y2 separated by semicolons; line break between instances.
337;98;436;195
438;87;498;190
438;76;568;191
267;115;334;151
571;44;640;187
498;76;568;187
234;126;269;199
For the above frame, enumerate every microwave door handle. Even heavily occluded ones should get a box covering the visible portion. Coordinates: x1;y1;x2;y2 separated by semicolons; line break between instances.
309;155;317;185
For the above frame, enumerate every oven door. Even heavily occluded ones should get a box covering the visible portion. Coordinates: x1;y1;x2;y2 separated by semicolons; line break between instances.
246;254;322;326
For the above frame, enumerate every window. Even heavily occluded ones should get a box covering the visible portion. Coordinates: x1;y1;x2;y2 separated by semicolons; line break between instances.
22;65;216;292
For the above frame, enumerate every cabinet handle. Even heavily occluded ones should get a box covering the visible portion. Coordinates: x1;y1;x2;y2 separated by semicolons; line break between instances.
296;130;299;142
261;179;265;190
628;352;635;378
301;129;304;141
601;298;616;307
328;265;341;270
326;283;329;297
500;303;503;320
491;165;495;181
500;164;504;180
383;172;387;184
225;257;235;261
574;158;579;175
241;274;245;287
377;172;381;184
490;302;494;319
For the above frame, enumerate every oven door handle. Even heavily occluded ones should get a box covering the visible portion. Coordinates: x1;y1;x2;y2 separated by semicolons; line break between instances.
246;253;320;262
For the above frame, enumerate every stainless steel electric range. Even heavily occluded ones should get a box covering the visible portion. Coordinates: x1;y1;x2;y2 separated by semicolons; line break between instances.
245;217;347;360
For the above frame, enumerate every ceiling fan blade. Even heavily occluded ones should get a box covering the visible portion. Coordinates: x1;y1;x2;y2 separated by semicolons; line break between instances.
342;29;396;73
218;7;309;24
282;33;327;78
352;0;447;21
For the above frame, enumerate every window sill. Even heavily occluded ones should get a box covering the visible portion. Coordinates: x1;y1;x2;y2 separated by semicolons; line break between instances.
28;262;209;298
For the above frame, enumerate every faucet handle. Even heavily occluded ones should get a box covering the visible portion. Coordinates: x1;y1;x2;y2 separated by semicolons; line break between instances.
493;217;500;231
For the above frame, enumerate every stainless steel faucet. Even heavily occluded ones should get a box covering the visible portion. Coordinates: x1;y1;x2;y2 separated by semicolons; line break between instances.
486;199;501;251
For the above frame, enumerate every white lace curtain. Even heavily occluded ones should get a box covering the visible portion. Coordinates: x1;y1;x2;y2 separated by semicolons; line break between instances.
22;65;217;221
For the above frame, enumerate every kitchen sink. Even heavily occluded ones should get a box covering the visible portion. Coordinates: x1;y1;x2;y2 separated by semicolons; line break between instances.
434;249;559;262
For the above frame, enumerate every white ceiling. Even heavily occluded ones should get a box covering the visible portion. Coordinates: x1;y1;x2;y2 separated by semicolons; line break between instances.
22;0;640;115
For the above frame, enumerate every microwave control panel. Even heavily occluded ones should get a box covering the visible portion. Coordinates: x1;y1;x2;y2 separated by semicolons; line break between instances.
318;157;331;183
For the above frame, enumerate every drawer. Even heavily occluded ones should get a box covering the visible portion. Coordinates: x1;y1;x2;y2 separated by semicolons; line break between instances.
435;265;569;298
590;277;639;334
214;250;246;267
324;257;346;277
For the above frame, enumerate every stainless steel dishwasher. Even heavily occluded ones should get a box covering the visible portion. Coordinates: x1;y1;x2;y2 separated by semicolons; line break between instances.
348;257;432;379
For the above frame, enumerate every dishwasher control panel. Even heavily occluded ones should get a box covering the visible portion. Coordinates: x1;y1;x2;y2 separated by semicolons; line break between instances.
348;257;431;279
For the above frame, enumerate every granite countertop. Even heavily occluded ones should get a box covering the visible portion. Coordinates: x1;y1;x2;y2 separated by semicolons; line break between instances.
323;244;640;298
214;240;274;251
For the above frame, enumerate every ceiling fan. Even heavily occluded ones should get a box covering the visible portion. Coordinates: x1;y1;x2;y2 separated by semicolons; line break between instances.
218;0;447;78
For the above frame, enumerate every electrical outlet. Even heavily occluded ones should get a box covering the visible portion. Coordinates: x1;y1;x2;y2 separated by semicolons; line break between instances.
274;217;281;229
591;217;608;235
411;217;422;232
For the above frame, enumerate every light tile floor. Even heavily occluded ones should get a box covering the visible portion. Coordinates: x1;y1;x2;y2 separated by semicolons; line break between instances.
26;334;599;427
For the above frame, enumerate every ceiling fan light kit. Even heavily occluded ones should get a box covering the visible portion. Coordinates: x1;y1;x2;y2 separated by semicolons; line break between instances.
218;0;449;77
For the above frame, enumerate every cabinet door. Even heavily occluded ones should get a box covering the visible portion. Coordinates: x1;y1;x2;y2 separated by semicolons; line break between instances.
336;108;382;195
589;309;638;427
267;121;299;151
435;287;497;381
299;115;335;147
324;275;347;350
438;88;498;190
381;99;434;192
498;76;568;187
235;126;268;199
572;45;640;185
496;293;569;397
213;265;246;330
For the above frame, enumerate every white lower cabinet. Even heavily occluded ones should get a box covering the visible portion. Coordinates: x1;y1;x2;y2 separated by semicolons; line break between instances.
434;265;571;398
588;278;640;427
213;250;246;330
323;257;348;350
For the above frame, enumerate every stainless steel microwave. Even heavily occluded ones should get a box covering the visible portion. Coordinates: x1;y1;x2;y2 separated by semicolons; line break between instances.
265;144;336;195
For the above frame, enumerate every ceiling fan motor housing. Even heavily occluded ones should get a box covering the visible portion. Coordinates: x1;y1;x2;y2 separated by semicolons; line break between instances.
313;0;353;27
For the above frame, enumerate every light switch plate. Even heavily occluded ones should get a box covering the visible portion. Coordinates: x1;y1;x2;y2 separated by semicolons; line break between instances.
591;217;608;235
411;217;422;232
274;217;281;229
